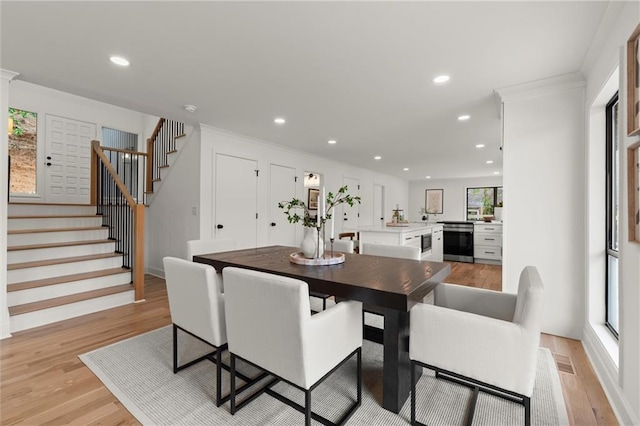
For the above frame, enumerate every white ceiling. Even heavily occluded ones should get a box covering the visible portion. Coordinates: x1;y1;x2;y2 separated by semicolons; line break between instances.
1;1;610;181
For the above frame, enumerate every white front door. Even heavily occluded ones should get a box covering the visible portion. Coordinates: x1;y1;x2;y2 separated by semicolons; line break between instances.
342;177;360;230
215;154;258;249
269;164;297;246
44;115;96;204
373;184;385;225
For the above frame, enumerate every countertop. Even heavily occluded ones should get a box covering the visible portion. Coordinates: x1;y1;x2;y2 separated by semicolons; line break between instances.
357;223;442;233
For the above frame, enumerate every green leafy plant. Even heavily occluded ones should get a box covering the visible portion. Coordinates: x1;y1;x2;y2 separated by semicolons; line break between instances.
279;185;361;227
8;107;37;136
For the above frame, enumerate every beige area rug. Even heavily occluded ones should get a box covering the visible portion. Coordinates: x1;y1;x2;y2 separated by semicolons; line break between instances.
80;326;569;425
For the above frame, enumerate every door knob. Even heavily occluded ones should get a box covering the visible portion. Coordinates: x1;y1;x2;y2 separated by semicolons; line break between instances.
216;224;224;229
270;222;276;227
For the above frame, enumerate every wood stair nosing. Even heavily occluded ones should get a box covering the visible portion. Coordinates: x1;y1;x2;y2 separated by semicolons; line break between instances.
159;164;169;169
8;284;133;316
174;133;187;139
8;226;106;235
166;149;178;155
8;239;115;252
7;267;130;292
152;178;161;182
8;214;101;219
8;252;121;270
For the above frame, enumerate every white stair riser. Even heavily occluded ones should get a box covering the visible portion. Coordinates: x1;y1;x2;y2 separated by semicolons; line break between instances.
8;228;109;246
8;241;116;264
8;256;123;284
8;273;131;306
8;217;103;231
9;290;134;333
8;205;96;216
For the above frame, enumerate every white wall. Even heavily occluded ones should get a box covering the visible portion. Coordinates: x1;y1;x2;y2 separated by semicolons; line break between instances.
7;81;149;202
199;125;409;247
498;75;586;340
145;129;201;277
582;2;640;424
408;176;503;222
1;70;19;339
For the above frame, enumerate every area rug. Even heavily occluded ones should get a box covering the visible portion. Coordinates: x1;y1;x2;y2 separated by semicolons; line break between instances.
80;326;569;425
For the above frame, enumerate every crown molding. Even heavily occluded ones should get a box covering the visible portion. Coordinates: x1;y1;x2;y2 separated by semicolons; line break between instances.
494;72;586;105
0;69;19;82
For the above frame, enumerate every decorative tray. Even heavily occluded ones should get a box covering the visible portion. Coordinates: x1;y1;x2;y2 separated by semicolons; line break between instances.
385;222;410;227
289;252;345;265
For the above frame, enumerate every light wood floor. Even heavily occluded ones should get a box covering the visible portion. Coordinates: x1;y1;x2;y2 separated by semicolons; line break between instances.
0;265;618;425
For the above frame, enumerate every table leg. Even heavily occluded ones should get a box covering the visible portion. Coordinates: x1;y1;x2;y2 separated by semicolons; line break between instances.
381;308;422;414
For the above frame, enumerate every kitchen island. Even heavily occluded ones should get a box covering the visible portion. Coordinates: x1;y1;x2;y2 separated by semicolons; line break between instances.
358;223;443;262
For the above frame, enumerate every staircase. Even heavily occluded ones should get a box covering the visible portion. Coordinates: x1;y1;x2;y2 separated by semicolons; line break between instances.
7;203;134;333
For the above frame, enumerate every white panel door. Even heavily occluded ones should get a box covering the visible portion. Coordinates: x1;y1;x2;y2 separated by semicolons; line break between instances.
268;164;296;246
45;115;95;204
215;154;258;249
342;177;360;230
373;184;385;226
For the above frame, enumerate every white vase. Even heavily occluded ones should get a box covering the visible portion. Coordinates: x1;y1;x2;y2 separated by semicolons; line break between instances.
301;228;324;258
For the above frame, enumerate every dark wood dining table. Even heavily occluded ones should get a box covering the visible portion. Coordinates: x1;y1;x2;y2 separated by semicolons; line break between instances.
194;245;451;414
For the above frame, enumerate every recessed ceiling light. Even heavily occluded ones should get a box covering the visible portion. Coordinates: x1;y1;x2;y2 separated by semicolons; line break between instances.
328;140;337;144
458;115;471;121
486;160;494;164
403;167;409;171
109;56;130;66
274;117;286;125
184;104;197;113
494;171;500;175
374;156;382;160
432;75;450;84
475;144;485;148
425;176;431;179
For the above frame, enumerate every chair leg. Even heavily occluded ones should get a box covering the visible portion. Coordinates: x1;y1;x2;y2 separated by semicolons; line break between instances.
215;345;223;407
322;297;326;311
230;354;237;415
411;360;416;426
524;396;531;426
357;348;362;406
305;389;311;426
172;324;178;374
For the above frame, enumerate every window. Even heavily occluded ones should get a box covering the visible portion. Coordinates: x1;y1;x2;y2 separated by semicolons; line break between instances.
466;186;503;221
8;107;38;194
605;92;619;338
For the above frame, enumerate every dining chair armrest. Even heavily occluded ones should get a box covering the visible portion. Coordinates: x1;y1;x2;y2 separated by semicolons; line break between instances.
435;283;517;321
304;300;363;387
410;303;538;396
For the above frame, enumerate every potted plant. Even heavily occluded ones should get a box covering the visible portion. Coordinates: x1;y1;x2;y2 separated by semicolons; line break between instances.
279;185;360;258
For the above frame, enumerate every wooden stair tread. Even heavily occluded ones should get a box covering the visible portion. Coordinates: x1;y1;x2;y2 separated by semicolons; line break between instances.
166;150;178;154
174;133;187;139
8;253;121;270
8;284;133;316
8;226;105;235
152;178;161;182
8;202;95;206
158;164;169;168
8;268;130;292
8;214;100;219
8;239;115;252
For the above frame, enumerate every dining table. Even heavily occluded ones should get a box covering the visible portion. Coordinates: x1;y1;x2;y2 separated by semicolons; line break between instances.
194;245;451;414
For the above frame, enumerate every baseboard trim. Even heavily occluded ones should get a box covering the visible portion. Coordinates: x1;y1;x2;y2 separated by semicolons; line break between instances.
582;324;638;425
145;266;164;279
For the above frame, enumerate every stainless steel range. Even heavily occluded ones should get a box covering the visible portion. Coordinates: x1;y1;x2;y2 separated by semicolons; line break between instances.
439;221;474;263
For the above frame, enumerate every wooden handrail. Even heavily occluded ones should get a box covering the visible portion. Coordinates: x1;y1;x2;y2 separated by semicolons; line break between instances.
149;117;166;145
101;146;149;157
91;141;136;207
90;140;145;301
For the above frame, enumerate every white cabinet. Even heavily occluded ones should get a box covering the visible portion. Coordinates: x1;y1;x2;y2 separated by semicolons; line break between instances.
358;226;435;260
474;223;502;264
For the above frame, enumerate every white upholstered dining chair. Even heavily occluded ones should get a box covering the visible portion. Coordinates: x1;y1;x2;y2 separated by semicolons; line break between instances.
162;257;264;407
186;238;237;261
360;242;421;260
409;266;544;426
331;239;354;254
223;267;363;426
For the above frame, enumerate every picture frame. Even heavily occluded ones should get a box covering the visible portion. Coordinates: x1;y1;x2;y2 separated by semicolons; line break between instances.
308;188;319;210
627;23;640;136
628;141;640;243
425;189;444;214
